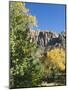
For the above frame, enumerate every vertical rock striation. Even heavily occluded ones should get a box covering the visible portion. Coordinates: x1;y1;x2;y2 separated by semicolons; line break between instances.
30;30;66;49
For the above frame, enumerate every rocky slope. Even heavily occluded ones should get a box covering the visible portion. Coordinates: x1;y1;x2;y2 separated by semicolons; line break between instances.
30;30;66;50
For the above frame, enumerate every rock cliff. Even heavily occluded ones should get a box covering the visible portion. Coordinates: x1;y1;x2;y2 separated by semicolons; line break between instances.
30;30;66;50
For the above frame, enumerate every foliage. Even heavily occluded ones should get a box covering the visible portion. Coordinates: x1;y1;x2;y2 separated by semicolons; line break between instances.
10;1;66;88
40;52;57;80
40;47;65;83
47;48;65;71
10;1;44;88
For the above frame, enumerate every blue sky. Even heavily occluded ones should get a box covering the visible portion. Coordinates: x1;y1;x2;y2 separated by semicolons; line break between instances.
26;2;66;33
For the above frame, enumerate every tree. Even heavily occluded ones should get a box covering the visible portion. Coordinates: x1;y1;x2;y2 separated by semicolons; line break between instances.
9;1;45;88
47;47;65;71
40;47;65;84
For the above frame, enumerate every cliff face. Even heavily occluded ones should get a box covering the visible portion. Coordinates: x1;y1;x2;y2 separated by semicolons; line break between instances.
30;30;66;49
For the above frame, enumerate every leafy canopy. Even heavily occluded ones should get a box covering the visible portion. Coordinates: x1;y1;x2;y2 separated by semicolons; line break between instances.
10;2;44;88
